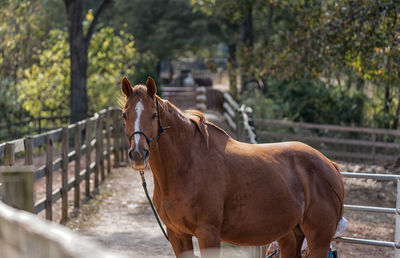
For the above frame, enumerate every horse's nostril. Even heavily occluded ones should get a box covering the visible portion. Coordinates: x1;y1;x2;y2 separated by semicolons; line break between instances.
128;149;134;161
144;149;149;160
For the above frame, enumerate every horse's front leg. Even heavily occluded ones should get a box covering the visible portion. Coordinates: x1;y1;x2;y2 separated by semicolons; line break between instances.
195;225;221;258
167;227;195;258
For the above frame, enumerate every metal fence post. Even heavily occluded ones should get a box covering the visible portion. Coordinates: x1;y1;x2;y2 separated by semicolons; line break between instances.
395;178;400;258
0;165;34;212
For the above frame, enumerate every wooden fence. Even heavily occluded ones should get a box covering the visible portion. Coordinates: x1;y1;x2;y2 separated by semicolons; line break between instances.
0;201;125;258
222;92;257;144
254;119;400;163
162;86;196;110
0;107;128;223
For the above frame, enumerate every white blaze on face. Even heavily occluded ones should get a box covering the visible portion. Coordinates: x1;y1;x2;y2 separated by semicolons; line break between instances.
134;101;144;151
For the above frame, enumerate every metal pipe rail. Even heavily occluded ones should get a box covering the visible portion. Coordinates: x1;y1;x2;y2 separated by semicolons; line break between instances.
338;171;400;257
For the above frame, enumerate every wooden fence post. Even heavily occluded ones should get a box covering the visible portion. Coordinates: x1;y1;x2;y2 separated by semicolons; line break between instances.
0;165;34;212
85;119;92;197
112;109;120;167
106;108;112;175
236;108;244;142
372;132;376;161
121;123;127;163
99;115;105;182
61;127;69;224
74;123;82;208
4;143;15;166
45;134;53;221
24;137;33;165
95;117;100;189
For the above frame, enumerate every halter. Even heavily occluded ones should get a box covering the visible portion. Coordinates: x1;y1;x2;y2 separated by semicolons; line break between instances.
128;98;171;146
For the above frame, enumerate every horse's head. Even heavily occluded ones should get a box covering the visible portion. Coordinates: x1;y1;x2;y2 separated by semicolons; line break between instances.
121;76;159;171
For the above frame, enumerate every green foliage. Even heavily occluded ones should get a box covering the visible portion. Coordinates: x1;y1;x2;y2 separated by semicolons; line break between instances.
87;27;137;114
17;29;70;117
0;0;42;79
112;0;220;60
17;25;138;117
241;78;367;126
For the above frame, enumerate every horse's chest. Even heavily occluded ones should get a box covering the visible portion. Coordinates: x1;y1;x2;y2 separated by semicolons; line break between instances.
155;198;196;234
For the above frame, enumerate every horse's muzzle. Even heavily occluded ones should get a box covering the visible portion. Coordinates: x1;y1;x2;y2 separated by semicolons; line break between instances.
128;147;149;171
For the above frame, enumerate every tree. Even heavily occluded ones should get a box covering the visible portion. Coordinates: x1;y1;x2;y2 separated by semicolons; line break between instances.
112;0;221;79
17;26;137;117
64;0;111;122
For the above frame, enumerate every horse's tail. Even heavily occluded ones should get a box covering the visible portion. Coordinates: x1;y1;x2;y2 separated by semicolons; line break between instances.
330;161;345;219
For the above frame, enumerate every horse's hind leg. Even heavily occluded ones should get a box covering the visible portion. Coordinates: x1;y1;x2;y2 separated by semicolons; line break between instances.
278;225;305;258
300;215;337;258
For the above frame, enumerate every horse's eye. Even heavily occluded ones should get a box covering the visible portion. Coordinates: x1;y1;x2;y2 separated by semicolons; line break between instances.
152;113;157;120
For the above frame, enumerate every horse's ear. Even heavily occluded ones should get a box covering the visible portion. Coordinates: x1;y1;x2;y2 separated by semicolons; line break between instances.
146;76;157;97
121;77;133;97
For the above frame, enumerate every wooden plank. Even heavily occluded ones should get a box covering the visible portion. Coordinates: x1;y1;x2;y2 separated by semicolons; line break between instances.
322;149;394;162
4;143;15;166
106;108;112;175
85;118;92;197
223;102;236;118
32;134;46;147
45;134;53;221
74;123;81;208
112;109;120;167
34;166;46;181
52;158;62;172
223;92;239;110
34;198;46;214
255;119;400;137
24;137;33;165
94;118;100;189
31;128;63;148
257;131;399;149
9;138;25;153
162;86;195;92
0;165;34;212
61;127;68;224
0;143;5;158
223;112;237;131
51;188;62;203
99;116;105;181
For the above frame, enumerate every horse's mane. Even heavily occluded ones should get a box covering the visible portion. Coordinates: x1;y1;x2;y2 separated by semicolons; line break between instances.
119;86;228;148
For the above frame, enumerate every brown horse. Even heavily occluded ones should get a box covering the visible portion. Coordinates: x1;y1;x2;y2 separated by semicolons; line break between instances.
120;76;345;258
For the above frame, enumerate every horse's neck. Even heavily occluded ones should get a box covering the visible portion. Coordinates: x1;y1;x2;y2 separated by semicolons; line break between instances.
148;104;196;195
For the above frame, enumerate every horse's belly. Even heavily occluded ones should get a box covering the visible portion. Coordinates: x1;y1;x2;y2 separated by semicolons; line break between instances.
220;200;303;246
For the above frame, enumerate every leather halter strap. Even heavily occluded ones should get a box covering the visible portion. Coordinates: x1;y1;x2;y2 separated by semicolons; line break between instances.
128;98;170;146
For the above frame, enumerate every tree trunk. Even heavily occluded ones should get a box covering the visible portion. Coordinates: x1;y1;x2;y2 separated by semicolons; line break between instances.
265;1;274;46
228;43;237;98
64;0;111;123
168;60;174;83
393;65;400;129
240;6;253;93
65;0;88;123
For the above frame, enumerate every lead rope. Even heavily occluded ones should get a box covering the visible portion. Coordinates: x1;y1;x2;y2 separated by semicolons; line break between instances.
139;170;169;241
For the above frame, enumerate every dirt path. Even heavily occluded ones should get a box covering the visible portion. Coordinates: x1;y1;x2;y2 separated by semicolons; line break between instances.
67;166;176;258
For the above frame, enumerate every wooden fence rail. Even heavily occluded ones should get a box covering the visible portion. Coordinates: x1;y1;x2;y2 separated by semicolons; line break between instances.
0;107;127;223
254;119;400;163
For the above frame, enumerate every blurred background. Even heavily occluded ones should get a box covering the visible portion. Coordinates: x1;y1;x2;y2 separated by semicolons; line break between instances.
0;0;399;141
